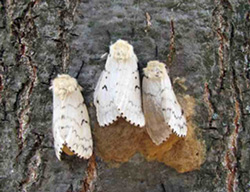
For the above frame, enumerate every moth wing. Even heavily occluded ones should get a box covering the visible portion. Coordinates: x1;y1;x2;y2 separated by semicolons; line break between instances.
63;90;93;159
53;89;93;160
114;57;145;127
142;78;172;145
161;77;187;136
52;93;65;160
94;69;119;126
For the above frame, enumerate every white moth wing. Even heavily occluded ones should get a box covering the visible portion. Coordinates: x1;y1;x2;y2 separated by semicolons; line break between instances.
94;62;120;126
64;90;93;159
53;88;93;160
52;92;65;160
161;76;187;136
114;56;145;127
142;77;172;145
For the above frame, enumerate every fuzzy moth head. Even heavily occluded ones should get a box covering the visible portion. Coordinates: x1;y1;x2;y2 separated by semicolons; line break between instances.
143;61;167;80
52;74;80;100
110;39;134;61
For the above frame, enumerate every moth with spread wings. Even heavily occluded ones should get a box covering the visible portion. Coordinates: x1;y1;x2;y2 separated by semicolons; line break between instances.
51;74;93;160
94;39;145;127
142;61;187;145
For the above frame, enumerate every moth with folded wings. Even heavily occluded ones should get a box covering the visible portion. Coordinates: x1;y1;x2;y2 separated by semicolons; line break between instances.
51;74;93;160
142;61;187;145
94;39;145;127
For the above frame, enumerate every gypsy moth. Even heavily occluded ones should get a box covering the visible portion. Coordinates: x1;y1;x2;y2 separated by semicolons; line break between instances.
94;39;145;127
51;74;93;160
143;61;187;145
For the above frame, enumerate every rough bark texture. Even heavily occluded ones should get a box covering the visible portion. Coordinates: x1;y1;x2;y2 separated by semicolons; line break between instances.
0;0;249;192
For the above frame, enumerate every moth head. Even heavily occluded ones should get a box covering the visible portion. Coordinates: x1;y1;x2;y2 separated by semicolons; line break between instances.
52;74;79;100
110;39;134;61
143;61;167;80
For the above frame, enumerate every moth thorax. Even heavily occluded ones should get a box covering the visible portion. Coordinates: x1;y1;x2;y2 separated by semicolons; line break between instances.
144;61;167;80
111;40;133;61
53;74;78;100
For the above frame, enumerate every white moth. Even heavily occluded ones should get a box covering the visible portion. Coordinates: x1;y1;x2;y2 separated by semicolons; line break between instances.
94;39;145;127
51;74;93;160
142;61;187;145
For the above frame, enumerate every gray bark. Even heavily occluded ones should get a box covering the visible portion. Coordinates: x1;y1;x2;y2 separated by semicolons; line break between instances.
0;0;249;192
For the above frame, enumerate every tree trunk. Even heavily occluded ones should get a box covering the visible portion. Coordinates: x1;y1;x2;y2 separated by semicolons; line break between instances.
0;0;249;192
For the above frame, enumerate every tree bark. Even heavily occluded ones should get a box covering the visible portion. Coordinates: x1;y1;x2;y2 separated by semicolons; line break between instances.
0;0;249;192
